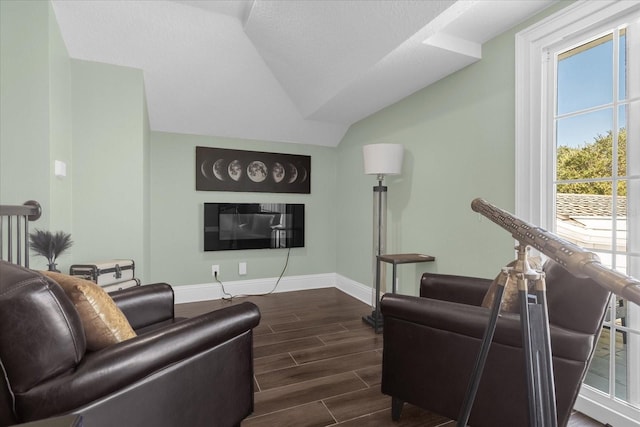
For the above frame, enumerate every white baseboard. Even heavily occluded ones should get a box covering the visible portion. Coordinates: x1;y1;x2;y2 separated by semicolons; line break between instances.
335;273;374;306
173;273;340;304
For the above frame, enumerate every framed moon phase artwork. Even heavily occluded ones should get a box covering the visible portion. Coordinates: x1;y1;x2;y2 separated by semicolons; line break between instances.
196;147;311;194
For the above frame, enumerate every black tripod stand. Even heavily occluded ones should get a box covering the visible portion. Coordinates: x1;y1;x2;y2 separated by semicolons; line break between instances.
457;244;558;427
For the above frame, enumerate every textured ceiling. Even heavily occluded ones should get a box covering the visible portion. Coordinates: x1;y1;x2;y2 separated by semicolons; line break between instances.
51;0;555;147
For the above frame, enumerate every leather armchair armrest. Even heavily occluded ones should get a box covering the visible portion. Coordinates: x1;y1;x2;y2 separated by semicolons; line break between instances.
18;302;261;420
382;293;509;342
381;294;593;362
110;283;175;329
420;273;492;306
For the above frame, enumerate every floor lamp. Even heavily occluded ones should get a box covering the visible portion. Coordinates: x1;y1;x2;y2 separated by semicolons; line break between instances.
361;143;403;331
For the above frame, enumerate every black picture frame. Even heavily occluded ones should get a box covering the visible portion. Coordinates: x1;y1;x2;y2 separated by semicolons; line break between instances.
196;147;311;194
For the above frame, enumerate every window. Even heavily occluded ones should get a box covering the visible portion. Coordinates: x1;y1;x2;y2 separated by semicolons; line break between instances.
516;1;640;425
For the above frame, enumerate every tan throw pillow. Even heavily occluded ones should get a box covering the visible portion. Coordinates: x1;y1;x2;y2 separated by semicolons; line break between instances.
42;271;136;350
481;258;542;313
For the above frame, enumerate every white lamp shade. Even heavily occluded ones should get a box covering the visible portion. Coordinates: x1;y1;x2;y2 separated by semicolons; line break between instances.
363;144;404;175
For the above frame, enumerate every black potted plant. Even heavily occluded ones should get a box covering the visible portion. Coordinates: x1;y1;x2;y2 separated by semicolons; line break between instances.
29;229;73;272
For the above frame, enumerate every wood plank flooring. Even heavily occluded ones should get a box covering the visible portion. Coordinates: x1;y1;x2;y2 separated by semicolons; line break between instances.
175;287;603;427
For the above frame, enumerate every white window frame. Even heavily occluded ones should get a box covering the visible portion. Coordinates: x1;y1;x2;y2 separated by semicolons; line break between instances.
516;1;640;426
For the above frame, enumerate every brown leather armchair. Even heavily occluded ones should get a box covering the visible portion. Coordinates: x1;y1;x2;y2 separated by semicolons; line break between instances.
380;260;610;427
0;261;260;427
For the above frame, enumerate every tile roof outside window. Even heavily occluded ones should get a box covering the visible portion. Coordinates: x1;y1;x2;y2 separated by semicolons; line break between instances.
556;193;627;218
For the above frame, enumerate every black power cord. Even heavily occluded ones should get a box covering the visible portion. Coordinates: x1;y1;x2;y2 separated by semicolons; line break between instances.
213;271;233;301
214;247;292;302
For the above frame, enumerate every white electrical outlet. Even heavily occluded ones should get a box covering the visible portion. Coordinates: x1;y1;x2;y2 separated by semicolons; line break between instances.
211;265;220;276
239;262;247;275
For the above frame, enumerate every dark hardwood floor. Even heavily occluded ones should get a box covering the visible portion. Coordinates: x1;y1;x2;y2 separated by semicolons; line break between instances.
175;287;603;427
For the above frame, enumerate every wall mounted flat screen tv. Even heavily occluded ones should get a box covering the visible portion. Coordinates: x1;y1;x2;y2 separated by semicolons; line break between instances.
204;203;305;251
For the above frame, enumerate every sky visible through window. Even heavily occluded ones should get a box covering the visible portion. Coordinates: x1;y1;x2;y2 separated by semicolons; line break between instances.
556;32;627;149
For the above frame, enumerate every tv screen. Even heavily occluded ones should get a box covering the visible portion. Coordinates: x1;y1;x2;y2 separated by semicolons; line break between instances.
204;203;304;251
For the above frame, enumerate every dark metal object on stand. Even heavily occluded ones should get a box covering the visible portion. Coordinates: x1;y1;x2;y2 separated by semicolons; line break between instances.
458;198;640;427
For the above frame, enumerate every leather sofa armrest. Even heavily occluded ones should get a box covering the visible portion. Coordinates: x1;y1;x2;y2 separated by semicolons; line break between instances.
17;302;261;420
420;273;492;306
110;283;175;329
381;294;595;362
10;414;82;427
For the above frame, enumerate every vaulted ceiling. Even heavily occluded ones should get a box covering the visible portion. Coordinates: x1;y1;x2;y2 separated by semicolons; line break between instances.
51;0;555;147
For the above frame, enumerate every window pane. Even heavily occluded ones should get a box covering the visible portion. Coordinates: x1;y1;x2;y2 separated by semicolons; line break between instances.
619;28;626;101
617;181;627;254
556;109;613;180
534;9;640;418
555;183;616;252
587;323;611;393
630;202;640;270
588;298;635;400
558;34;613;114
614;315;631;400
626;100;639;178
618;104;627;177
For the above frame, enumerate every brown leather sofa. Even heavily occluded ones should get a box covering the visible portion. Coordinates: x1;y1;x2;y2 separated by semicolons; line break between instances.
380;260;610;427
0;261;260;427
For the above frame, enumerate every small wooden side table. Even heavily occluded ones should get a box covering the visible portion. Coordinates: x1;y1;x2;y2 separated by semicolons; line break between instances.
363;253;436;332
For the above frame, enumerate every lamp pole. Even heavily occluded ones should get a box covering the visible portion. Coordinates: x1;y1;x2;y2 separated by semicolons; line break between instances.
361;144;403;332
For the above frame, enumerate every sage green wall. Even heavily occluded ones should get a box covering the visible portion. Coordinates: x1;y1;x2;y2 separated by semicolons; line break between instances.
335;2;572;295
70;60;148;280
148;132;337;286
0;0;51;221
336;35;515;292
142;95;151;281
0;0;73;269
1;0;571;290
48;0;73;243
